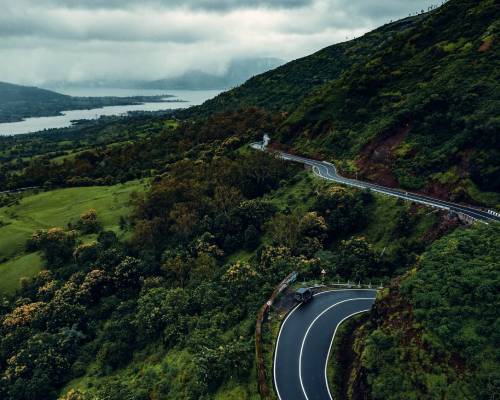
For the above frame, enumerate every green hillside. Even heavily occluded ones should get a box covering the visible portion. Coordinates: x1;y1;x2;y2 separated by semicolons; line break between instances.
182;15;426;117
0;181;143;295
182;0;499;206
341;224;500;400
0;1;498;400
279;0;499;200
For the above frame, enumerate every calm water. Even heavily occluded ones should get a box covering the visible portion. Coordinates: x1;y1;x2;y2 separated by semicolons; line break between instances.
0;89;221;136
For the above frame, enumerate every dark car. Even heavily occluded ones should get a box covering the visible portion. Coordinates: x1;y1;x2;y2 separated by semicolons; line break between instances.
294;287;313;303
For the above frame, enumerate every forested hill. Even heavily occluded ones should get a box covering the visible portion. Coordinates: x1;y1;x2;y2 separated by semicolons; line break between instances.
180;14;426;117
0;82;167;123
0;81;68;103
180;0;499;206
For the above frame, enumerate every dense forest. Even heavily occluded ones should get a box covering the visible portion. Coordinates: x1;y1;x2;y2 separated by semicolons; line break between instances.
0;125;458;398
348;224;500;400
0;0;498;399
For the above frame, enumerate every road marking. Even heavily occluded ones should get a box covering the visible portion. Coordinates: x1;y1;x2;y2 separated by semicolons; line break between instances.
324;309;371;400
274;289;377;400
254;143;499;223
298;297;376;400
273;301;303;400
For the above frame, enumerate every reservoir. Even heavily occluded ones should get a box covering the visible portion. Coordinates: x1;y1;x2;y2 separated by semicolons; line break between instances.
0;89;221;136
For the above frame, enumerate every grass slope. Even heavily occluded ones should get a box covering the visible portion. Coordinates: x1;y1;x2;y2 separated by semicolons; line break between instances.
0;180;144;294
0;252;45;295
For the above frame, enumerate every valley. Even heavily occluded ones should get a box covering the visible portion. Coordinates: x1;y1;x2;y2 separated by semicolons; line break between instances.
0;1;498;400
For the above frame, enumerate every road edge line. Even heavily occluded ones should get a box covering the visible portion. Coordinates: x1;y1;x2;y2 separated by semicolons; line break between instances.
273;301;302;400
298;297;376;400
324;309;371;400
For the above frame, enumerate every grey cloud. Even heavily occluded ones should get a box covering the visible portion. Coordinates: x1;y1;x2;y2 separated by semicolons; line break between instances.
0;16;206;44
15;0;314;11
0;0;434;85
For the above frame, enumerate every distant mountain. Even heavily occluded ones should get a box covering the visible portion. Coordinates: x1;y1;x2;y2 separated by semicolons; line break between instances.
0;82;169;123
138;57;284;90
0;81;69;103
45;58;284;92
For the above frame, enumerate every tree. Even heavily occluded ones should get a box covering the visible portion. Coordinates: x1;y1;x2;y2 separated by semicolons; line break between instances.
27;228;77;267
73;242;99;267
77;209;101;234
244;224;259;249
162;253;191;287
335;237;380;281
223;261;257;295
314;186;366;236
134;287;191;346
266;211;327;256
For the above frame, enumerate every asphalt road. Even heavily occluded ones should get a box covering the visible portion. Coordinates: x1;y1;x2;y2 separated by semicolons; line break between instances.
251;143;500;223
274;289;377;400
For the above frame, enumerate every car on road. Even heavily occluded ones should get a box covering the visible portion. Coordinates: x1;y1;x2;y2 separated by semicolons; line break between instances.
294;287;313;303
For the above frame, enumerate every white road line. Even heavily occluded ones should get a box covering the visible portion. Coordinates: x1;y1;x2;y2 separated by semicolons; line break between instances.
274;289;377;400
298;298;376;400
256;144;497;223
273;301;303;400
324;309;370;400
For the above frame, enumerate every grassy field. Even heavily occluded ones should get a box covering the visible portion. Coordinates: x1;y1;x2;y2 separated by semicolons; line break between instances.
0;180;145;295
0;252;45;295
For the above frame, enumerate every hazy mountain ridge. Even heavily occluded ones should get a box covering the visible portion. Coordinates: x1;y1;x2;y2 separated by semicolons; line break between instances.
46;58;284;92
139;57;284;90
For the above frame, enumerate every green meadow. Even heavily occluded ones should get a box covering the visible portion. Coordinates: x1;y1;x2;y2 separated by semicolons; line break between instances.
0;180;144;295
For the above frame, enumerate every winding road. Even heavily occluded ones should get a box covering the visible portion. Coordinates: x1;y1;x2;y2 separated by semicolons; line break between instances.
251;142;500;223
253;141;499;399
274;289;377;400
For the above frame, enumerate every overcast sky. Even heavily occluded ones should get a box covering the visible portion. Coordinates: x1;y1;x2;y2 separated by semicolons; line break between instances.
0;0;436;85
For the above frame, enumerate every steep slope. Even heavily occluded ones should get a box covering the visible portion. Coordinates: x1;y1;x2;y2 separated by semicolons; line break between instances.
181;15;426;116
181;0;499;205
345;224;500;400
278;0;499;202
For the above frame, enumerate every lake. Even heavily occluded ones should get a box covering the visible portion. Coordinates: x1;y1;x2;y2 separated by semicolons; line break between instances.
0;89;221;136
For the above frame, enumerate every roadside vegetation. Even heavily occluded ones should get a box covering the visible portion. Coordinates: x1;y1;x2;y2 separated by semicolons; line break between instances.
330;224;500;400
0;1;498;399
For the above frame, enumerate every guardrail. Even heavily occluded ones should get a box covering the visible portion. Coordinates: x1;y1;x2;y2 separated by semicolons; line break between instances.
255;273;382;399
310;281;384;290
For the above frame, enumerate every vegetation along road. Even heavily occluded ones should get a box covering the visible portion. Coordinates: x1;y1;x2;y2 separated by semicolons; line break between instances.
274;289;377;400
251;142;500;223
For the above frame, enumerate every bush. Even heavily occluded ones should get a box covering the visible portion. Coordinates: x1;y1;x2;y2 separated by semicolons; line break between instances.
76;209;101;234
27;228;77;267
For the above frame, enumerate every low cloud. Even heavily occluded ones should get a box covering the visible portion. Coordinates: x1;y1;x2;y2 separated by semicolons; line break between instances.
1;0;434;85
